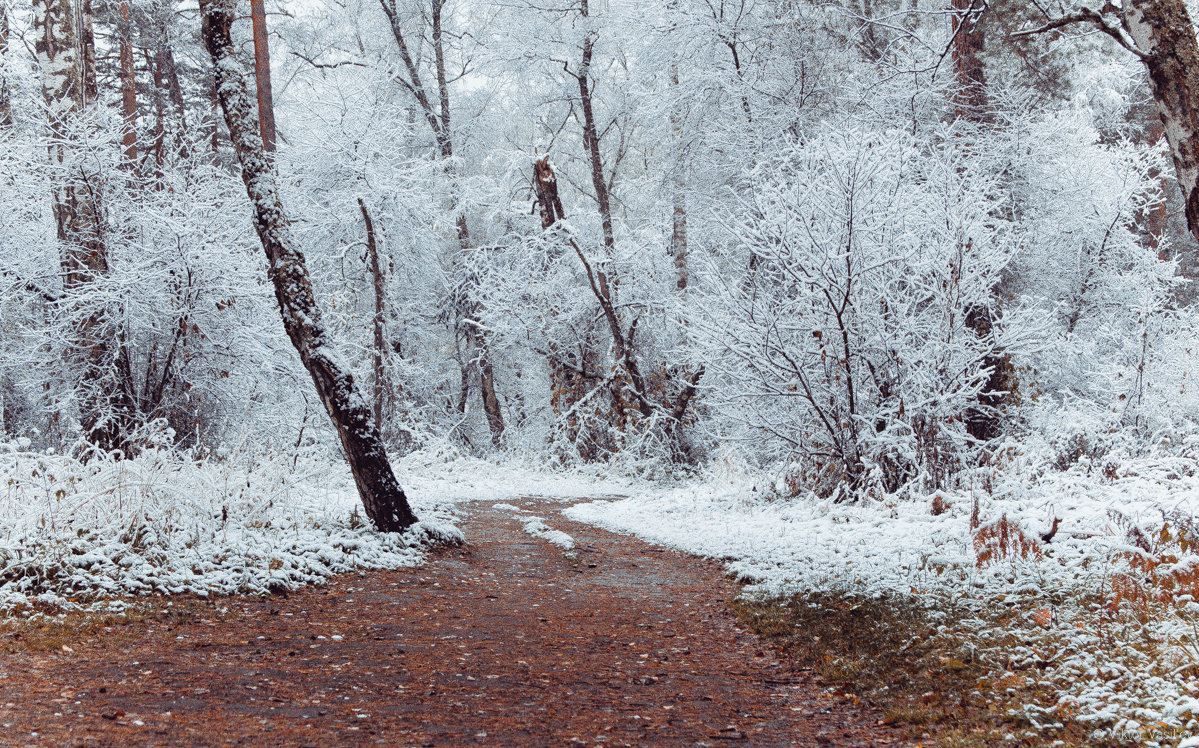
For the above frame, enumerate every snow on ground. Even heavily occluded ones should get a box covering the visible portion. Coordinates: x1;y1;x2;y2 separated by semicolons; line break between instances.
9;432;1199;742
493;498;577;552
564;448;1199;745
519;517;576;552
0;442;461;612
395;444;636;504
0;439;630;613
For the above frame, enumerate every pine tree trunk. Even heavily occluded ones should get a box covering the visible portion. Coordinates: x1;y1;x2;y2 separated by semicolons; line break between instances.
250;0;276;152
117;0;138;164
1122;0;1199;244
950;0;988;120
200;0;418;532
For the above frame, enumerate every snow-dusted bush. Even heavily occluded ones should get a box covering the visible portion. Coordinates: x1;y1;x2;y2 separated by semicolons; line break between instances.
0;110;292;452
694;126;1012;492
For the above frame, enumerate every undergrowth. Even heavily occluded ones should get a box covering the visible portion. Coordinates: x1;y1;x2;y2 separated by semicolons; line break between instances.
731;593;1124;747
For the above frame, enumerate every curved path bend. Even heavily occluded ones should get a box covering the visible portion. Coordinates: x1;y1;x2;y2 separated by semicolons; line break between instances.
0;499;911;746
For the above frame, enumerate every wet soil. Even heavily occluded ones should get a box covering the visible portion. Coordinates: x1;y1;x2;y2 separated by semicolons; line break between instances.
0;499;915;746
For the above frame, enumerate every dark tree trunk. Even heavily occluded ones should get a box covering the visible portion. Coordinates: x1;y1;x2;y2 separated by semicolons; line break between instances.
535;154;652;420
79;0;98;103
200;0;418;533
949;0;1009;444
950;0;988;120
146;48;167;176
359;198;387;435
577;28;615;250
250;0;277;152
570;7;653;421
1016;1;1199;247
0;3;11;127
207;78;222;154
533;157;565;229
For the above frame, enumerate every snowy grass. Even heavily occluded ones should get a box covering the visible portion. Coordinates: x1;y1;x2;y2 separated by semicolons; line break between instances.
0;441;461;611
563;448;1199;746
0;437;639;614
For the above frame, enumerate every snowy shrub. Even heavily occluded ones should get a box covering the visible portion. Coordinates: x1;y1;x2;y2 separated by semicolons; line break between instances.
694;126;1013;493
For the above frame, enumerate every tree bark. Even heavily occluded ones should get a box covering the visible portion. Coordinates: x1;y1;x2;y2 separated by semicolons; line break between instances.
536;154;652;420
200;0;418;532
79;0;98;103
250;0;276;152
1121;0;1199;244
948;0;1009;444
207;78;222;154
161;42;189;147
577;28;615;249
669;60;688;292
0;2;11;127
1019;1;1199;245
950;0;988;120
147;48;167;175
117;0;138;164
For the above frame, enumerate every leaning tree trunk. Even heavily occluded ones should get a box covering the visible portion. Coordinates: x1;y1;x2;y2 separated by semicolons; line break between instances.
1122;0;1199;245
199;0;417;532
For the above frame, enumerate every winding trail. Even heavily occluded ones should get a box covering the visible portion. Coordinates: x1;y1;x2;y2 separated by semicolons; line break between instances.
0;499;911;746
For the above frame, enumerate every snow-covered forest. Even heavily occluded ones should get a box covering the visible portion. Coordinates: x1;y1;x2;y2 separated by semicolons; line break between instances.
4;0;1199;743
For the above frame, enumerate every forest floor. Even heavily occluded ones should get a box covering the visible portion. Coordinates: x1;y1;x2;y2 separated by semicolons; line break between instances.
0;498;913;747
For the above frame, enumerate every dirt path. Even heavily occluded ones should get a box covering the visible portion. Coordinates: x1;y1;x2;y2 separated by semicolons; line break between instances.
0;499;912;746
